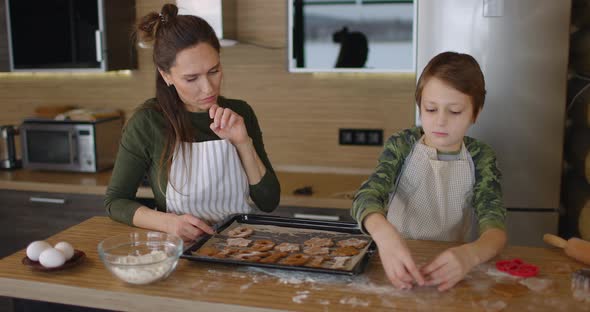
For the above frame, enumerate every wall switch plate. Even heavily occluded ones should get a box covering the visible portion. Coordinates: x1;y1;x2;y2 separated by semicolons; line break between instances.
339;129;383;146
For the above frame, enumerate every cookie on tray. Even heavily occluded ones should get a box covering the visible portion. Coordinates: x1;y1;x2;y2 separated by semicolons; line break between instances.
195;246;219;257
336;238;368;249
303;246;330;255
232;251;270;262
227;226;254;238
226;237;252;247
274;242;300;253
303;237;334;248
331;256;351;269
259;251;288;264
331;246;360;256
251;240;276;252
305;255;329;268
280;253;310;266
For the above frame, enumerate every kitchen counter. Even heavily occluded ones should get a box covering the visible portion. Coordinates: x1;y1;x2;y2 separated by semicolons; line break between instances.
0;217;587;311
0;169;368;209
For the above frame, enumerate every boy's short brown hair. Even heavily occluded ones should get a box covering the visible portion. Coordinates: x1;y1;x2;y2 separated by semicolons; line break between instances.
415;51;486;121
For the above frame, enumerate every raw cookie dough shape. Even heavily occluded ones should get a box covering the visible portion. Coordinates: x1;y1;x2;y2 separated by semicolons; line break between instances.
196;246;219;256
259;251;288;264
233;251;270;262
227;237;252;247
305;256;328;268
228;226;254;238
303;246;330;255
304;237;334;248
213;247;239;258
336;238;368;249
252;240;276;252
332;246;360;256
274;242;300;253
331;256;351;269
280;253;310;266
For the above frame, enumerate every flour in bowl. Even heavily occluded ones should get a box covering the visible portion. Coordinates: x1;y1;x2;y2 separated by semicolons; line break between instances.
109;250;176;284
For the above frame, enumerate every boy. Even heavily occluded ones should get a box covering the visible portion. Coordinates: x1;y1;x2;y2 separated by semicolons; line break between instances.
352;51;507;291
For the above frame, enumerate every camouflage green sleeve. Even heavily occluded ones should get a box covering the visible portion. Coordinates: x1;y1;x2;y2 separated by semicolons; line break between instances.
351;128;420;232
466;138;507;234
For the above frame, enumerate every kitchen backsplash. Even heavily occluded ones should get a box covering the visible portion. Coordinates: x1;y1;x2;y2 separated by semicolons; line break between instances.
0;0;415;171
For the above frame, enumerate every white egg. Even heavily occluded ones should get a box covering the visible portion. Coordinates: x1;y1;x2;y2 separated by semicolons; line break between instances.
54;241;74;260
39;248;66;268
26;241;52;261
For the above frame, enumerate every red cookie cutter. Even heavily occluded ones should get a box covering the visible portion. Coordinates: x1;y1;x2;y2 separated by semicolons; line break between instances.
495;258;539;277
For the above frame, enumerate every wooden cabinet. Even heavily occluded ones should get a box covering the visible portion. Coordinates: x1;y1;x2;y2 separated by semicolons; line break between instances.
0;188;356;258
0;190;105;258
0;0;9;72
0;0;136;72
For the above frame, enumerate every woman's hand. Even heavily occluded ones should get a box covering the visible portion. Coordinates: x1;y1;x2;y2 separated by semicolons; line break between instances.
209;104;249;146
364;213;424;289
421;244;478;291
166;214;215;242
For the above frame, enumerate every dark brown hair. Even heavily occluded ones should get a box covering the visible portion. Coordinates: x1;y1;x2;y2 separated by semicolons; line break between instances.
136;3;221;192
415;51;486;121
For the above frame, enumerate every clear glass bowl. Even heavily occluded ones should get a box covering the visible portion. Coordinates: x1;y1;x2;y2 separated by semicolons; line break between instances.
97;232;183;285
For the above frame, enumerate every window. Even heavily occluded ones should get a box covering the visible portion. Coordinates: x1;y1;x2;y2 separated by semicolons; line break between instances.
288;0;415;73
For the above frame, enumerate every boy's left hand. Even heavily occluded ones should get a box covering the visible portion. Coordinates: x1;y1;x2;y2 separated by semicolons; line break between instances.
420;244;478;291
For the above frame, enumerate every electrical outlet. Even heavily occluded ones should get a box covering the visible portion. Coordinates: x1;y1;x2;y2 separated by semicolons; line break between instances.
340;129;354;145
339;129;383;146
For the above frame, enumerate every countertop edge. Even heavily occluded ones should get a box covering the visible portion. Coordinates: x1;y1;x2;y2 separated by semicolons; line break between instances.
0;181;353;210
0;278;282;312
0;181;154;197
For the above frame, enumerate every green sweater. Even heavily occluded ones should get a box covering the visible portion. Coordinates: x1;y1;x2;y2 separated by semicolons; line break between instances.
352;127;506;235
104;97;281;226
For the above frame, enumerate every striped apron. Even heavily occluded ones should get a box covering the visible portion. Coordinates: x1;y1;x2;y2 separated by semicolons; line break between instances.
386;138;476;242
166;139;252;224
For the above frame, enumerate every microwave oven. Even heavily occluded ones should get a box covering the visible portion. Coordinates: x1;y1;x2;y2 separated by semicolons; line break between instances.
20;117;122;172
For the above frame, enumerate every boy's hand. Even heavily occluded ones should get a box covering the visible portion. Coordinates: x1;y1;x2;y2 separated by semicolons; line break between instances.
376;234;424;289
421;244;478;291
364;213;424;289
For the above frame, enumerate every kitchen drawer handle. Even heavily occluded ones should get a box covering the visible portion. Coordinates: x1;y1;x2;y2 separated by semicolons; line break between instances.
293;213;340;221
29;197;66;204
95;30;103;62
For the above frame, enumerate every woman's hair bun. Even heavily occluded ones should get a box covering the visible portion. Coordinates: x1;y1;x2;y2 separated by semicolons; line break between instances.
136;3;179;48
159;3;179;24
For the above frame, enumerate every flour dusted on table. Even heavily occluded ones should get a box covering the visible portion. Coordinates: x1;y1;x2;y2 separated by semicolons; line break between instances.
110;250;175;284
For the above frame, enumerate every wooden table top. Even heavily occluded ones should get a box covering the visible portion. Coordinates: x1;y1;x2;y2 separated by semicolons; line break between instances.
0;217;588;311
0;169;368;209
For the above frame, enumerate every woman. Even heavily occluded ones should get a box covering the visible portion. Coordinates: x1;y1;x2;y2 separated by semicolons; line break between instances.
105;3;280;241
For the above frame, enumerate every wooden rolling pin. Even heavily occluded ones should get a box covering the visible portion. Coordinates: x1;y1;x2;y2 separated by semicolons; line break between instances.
543;234;590;265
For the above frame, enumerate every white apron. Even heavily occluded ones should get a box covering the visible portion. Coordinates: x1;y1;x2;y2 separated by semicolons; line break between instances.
386;138;476;242
166;139;252;224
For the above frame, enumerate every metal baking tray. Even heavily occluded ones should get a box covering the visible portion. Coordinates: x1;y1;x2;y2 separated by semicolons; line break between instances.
181;214;376;275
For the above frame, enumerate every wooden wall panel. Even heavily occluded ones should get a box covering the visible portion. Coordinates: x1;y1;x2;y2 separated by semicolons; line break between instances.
220;44;415;169
222;0;237;40
0;0;416;171
236;0;287;48
103;0;138;70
